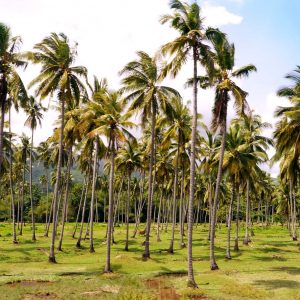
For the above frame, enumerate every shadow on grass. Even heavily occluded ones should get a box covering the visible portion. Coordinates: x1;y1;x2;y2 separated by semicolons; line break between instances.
271;267;300;275
254;279;300;289
250;255;287;262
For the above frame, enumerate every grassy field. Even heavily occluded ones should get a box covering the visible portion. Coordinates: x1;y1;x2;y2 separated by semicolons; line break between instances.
1;222;300;300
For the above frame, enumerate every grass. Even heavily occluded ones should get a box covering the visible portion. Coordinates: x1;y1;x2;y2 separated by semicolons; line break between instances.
1;222;300;299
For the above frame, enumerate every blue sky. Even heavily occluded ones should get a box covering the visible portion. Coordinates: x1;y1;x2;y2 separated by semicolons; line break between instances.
1;0;299;176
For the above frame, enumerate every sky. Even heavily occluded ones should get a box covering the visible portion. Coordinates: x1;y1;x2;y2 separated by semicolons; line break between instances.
1;0;300;177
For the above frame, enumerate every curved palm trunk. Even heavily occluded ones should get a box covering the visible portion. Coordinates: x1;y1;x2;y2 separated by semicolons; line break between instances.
243;179;251;245
143;102;156;259
234;184;240;251
209;93;228;270
89;140;99;253
226;178;235;259
187;46;198;288
49;96;65;263
29;128;36;241
168;143;179;254
72;178;86;238
8;108;17;244
125;170;131;251
58;147;72;251
105;135;115;272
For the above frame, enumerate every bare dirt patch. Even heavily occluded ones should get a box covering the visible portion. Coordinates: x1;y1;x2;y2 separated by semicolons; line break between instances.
22;292;57;299
7;280;52;287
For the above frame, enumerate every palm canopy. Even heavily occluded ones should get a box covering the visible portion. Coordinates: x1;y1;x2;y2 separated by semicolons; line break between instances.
27;32;87;104
119;51;180;126
210;37;257;132
24;96;45;131
159;0;224;78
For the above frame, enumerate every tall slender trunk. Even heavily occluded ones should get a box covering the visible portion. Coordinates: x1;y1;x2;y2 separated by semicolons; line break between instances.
49;96;65;263
125;170;131;251
105;135;115;273
234;184;240;251
207;175;212;240
168;142;180;253
76;170;90;248
19;158;26;236
58;147;72;251
132;171;145;238
0;76;7;174
143;101;156;259
226;178;235;259
243;179;250;245
89;140;99;253
156;185;163;242
210;92;228;270
29;128;36;241
289;180;297;240
8;108;17;244
187;46;198;288
72;178;86;238
45;169;49;228
179;166;186;248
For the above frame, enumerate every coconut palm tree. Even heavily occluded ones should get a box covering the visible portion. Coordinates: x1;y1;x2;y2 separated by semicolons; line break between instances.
159;0;224;287
209;36;257;270
24;96;45;241
120;51;179;259
28;32;88;262
80;86;135;272
0;23;27;173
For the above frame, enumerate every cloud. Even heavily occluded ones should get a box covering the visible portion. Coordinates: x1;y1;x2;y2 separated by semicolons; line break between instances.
202;1;243;26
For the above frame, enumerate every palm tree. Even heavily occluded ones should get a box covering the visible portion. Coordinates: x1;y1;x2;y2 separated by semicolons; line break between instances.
0;23;27;173
115;139;142;251
28;32;87;262
24;96;45;241
209;36;257;270
80;86;135;272
120;51;179;259
159;0;224;287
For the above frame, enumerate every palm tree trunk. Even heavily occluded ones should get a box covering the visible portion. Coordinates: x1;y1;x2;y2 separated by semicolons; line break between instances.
187;46;198;288
143;101;156;259
234;184;240;251
243;179;251;245
76;173;90;248
45;169;49;229
125;170;131;251
58;147;72;251
29;128;36;241
19;160;26;236
207;175;212;240
105;135;115;272
156;185;163;242
8;108;17;244
226;179;235;259
72;178;86;238
89;140;99;253
168;143;179;253
0;77;7;174
210;93;228;270
49;96;65;263
289;180;297;240
179;165;186;248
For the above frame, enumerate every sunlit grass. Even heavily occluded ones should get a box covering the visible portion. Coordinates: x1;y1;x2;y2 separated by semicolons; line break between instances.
1;222;300;299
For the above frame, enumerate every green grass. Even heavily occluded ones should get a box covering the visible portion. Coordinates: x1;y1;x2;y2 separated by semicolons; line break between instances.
1;222;300;299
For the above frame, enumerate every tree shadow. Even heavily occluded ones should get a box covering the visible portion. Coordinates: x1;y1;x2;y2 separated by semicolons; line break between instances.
271;267;300;275
254;279;300;290
250;255;287;262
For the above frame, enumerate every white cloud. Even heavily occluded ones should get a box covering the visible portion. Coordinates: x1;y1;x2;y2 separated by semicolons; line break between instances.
202;1;243;26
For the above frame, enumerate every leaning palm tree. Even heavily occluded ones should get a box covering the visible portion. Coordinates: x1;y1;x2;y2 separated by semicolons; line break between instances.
159;0;224;287
24;96;45;241
120;51;179;260
209;37;257;270
0;23;27;173
27;32;87;262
